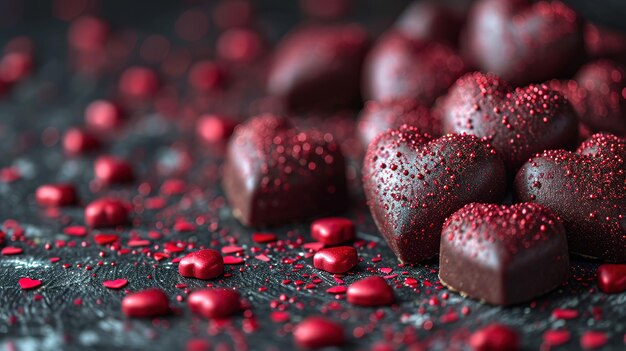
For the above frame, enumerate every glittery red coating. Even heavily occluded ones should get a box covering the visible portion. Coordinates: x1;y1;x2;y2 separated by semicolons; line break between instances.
363;126;507;263
514;133;626;262
440;72;579;172
440;202;570;305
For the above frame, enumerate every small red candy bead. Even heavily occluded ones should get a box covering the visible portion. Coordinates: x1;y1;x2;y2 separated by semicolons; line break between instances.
84;198;129;228
94;155;135;184
311;217;355;245
67;16;110;53
188;288;241;319
63;128;102;155
346;276;394;306
580;331;608;350
178;249;224;280
217;28;264;64
35;183;78;207
196;114;236;143
188;61;224;92
293;316;345;349
85;100;125;131
122;288;170;318
313;246;358;274
597;264;626;294
469;324;520;351
119;66;159;99
0;52;33;83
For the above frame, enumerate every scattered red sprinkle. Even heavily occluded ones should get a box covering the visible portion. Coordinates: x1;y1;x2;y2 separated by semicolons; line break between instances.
580;331;608;350
326;286;347;294
311;217;356;245
93;234;120;245
18;277;42;290
223;256;244;265
552;308;579;320
347;276;395;307
63;226;87;237
543;329;571;348
469;324;520;351
252;232;277;244
103;279;128;289
597;264;626;294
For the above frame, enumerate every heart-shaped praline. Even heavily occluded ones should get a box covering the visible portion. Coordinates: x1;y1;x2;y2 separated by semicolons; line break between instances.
439;202;570;305
223;114;348;227
514;133;626;262
440;72;579;172
363;125;507;263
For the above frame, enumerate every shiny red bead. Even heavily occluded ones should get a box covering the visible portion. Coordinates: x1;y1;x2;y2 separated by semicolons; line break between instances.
94;155;135;184
313;246;358;274
217;28;264;64
63;127;102;155
35;183;78;207
293;316;345;349
188;61;224;91
196;114;236;144
597;264;626;294
119;66;159;99
84;197;130;228
67;16;109;52
469;324;520;351
346;276;394;306
122;288;170;318
311;217;355;245
188;288;241;319
85;100;125;131
178;249;224;280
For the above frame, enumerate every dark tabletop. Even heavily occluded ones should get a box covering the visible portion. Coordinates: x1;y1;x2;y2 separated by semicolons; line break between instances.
0;1;624;350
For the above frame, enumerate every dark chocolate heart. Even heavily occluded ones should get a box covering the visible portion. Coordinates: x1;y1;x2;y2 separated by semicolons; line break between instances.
267;24;369;112
362;31;466;105
223;114;348;227
362;126;507;263
440;72;579;171
463;0;584;85
514;133;626;262
440;202;570;305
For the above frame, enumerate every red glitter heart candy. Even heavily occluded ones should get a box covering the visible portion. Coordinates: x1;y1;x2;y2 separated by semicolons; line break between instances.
35;183;78;207
439;202;570;306
363;30;466;105
357;98;440;148
346;276;394;307
18;277;42;290
597;264;626;293
469;324;520;351
463;0;584;85
293;316;345;349
310;217;355;246
121;288;170;318
439;72;579;171
362;126;506;263
313;246;358;274
178;249;224;280
515;133;626;262
223;115;348;227
267;24;369;112
188;288;241;319
84;198;130;228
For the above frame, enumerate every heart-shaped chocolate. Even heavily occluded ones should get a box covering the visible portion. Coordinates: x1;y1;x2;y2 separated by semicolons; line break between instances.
514;133;626;262
440;72;579;171
362;126;507;263
362;31;466;105
463;0;584;85
439;202;570;305
267;24;369;112
223;114;348;227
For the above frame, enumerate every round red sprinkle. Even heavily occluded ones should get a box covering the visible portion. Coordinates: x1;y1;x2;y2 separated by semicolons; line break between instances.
293;316;345;349
103;279;128;289
93;234;120;245
197;114;236;144
552;308;579;320
67;16;109;52
63;127;101;155
2;247;23;255
84;198;130;228
122;288;170;318
597;264;626;294
252;232;277;244
311;217;355;245
469;324;520;351
85;100;125;131
18;277;42;290
118;66;159;99
580;331;608;350
35;183;78;207
188;288;241;319
178;249;224;280
94;155;135;184
346;276;394;307
223;256;244;265
313;246;358;274
543;329;571;348
188;61;224;91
